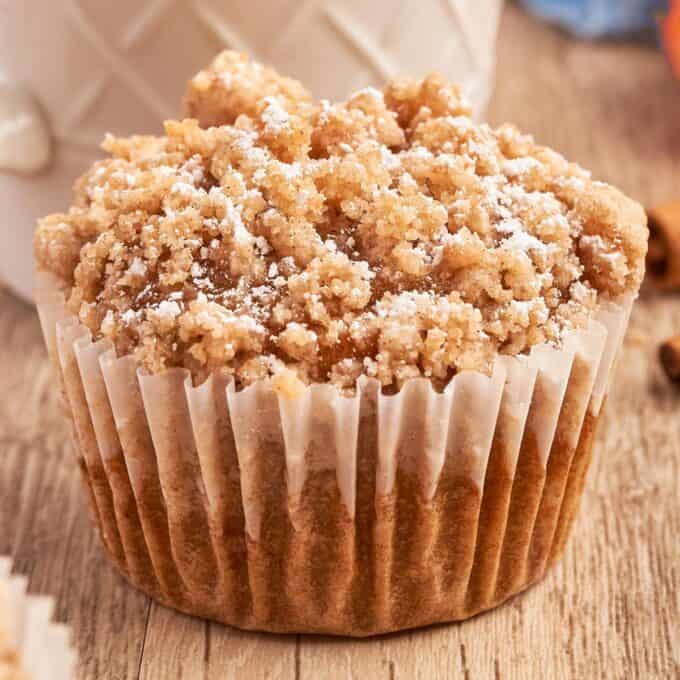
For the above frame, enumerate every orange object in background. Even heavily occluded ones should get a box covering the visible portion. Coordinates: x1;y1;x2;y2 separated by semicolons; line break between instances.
662;0;680;78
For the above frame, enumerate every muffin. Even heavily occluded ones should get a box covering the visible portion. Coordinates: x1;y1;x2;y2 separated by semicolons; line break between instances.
34;53;647;636
0;558;76;679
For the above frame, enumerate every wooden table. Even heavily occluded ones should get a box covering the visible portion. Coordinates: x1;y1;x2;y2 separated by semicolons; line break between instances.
2;5;679;679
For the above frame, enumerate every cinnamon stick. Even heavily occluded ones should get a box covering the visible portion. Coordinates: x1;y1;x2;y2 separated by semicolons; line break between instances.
646;202;680;290
659;335;680;383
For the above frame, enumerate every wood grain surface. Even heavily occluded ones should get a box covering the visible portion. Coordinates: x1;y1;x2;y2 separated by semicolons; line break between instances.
2;5;679;679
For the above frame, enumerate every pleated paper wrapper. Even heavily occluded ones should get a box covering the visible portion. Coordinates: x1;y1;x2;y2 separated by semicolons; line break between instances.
35;271;634;636
0;557;76;679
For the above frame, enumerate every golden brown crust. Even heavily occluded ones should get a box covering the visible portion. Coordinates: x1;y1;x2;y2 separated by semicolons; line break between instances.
35;52;647;392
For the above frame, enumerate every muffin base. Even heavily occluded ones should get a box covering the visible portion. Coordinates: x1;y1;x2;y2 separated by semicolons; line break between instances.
84;406;601;636
36;274;631;636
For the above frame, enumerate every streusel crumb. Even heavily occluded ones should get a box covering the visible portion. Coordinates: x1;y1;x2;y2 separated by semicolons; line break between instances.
185;51;313;128
0;610;26;680
35;52;647;393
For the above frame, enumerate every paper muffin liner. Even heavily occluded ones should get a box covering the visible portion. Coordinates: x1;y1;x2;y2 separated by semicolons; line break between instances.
35;271;634;636
0;557;76;679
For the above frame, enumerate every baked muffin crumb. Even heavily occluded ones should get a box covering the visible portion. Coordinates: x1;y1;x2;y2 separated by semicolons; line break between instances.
35;52;647;393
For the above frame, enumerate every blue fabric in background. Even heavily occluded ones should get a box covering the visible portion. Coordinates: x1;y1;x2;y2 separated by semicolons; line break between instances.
520;0;668;38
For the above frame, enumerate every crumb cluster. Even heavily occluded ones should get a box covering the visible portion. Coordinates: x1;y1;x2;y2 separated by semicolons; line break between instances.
185;51;313;128
0;626;25;680
35;52;647;394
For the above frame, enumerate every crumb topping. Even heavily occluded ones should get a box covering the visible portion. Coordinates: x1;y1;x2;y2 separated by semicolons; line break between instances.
184;51;313;129
0;615;26;680
35;52;647;394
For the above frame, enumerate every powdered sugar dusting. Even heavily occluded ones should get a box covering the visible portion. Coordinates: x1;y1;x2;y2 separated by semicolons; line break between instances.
261;96;290;133
35;52;648;394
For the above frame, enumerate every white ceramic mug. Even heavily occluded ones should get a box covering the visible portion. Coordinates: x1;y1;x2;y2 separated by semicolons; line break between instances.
0;0;501;302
